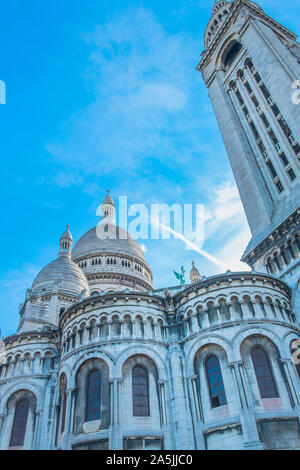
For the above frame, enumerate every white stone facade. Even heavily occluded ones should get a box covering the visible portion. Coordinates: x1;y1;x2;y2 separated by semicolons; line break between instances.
0;0;300;451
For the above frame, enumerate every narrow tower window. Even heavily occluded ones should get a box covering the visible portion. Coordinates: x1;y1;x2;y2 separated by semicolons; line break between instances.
86;370;101;422
132;366;150;417
10;399;29;447
205;355;227;408
222;40;242;68
251;346;278;398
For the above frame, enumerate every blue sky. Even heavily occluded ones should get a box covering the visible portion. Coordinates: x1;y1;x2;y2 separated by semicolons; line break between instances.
0;0;299;336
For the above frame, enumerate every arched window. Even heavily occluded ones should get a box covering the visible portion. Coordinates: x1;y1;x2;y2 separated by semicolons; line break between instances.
91;291;100;297
251;346;278;398
10;399;29;447
86;370;101;422
132;366;150;417
205;355;227;408
222;40;242;68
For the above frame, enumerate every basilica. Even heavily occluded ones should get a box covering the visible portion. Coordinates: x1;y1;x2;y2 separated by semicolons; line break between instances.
0;0;300;450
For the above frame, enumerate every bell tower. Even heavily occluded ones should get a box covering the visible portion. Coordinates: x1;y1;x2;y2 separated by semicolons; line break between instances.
198;0;300;313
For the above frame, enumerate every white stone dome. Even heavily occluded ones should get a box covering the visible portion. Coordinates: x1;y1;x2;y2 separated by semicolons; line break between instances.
32;256;89;297
31;226;89;297
71;193;153;293
72;224;146;262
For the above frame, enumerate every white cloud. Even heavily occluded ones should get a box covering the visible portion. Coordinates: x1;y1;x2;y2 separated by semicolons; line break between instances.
54;172;83;188
46;7;201;181
205;181;248;236
203;181;251;271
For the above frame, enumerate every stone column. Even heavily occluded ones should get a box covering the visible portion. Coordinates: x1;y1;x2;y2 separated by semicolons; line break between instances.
188;376;205;449
107;321;112;340
158;380;167;426
280;359;300;412
158;380;172;449
281;245;291;266
202;308;210;328
40;373;58;450
119;320;124;338
229;362;263;450
61;387;76;450
0;413;6;448
131;320;136;338
109;378;123;450
124;320;131;338
237;300;245;319
167;342;194;449
287;239;298;259
214;305;221;325
143;320;151;339
263;300;273;319
191;314;199;333
252;300;263;318
32;410;41;450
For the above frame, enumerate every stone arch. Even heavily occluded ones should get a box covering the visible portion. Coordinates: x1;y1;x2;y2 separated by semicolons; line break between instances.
194;343;231;418
1;388;37;450
282;330;300;361
114;346;167;380
121;354;161;426
232;325;282;359
186;334;233;377
215;32;242;68
70;349;114;383
240;334;290;407
73;357;111;434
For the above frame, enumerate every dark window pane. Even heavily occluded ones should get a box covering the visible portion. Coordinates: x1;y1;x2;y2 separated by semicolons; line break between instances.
10;399;29;447
132;366;150;417
251;347;278;398
205;355;227;408
61;391;67;433
86;370;101;422
223;41;242;67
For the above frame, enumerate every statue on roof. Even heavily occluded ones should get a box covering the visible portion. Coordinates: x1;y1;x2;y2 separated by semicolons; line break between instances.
173;266;186;286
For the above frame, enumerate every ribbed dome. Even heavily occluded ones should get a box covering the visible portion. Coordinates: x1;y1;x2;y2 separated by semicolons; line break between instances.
32;256;89;296
72;224;146;262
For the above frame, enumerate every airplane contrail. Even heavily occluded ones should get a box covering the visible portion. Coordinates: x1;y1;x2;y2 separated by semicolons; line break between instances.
148;215;230;272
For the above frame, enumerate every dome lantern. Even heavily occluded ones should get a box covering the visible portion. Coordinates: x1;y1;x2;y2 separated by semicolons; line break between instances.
101;190;116;224
59;225;73;258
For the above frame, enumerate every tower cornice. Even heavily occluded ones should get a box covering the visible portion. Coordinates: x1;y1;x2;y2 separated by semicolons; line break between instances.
198;0;297;74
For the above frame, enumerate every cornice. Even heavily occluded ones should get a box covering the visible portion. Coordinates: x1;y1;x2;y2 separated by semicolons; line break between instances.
242;209;300;264
59;292;166;327
198;0;297;74
173;271;291;306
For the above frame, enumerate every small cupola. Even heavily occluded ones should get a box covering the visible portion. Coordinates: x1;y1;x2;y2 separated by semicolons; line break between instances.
101;190;116;223
59;225;73;258
190;261;202;283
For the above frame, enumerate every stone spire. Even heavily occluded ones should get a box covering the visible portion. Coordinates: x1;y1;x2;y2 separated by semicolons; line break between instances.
101;190;116;223
190;261;202;283
59;225;73;258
